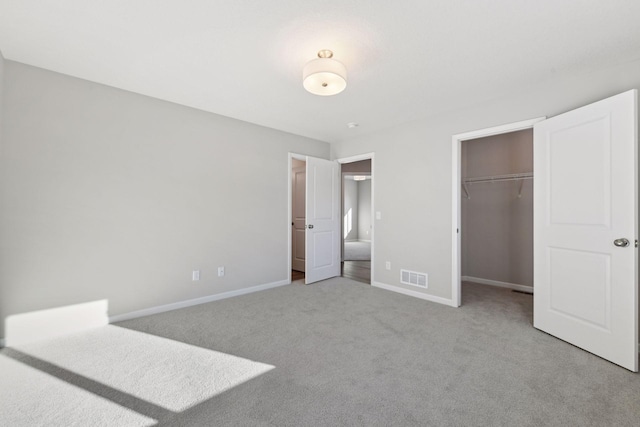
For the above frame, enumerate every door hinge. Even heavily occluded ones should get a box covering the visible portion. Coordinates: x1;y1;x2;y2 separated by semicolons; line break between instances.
636;239;638;248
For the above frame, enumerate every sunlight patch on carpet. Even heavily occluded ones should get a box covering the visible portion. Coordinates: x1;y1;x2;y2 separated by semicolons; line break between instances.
0;355;156;427
14;325;275;412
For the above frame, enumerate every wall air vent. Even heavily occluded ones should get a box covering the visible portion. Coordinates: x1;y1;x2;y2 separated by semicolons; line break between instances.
400;269;428;288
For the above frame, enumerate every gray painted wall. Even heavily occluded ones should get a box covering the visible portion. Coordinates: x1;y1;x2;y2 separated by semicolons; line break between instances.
461;130;533;287
332;57;640;300
0;50;5;336
0;61;329;340
0;50;4;127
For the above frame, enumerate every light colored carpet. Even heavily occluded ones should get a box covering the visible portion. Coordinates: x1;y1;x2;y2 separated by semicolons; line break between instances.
9;325;273;413
0;354;156;427
2;279;639;426
344;240;371;260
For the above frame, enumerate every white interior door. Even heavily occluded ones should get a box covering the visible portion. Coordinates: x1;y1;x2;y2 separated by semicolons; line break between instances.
292;165;306;272
534;89;638;371
306;156;340;284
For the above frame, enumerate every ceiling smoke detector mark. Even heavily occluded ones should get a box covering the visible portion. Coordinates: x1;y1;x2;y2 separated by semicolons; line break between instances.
400;269;428;289
347;122;359;129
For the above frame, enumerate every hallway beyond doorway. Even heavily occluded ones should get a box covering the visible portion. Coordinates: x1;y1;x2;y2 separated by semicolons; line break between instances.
344;241;371;261
341;261;370;284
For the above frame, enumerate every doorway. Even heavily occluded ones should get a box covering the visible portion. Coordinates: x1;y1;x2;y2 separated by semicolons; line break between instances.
452;90;638;372
338;154;375;284
291;158;306;282
288;153;341;285
461;129;534;297
452;118;544;307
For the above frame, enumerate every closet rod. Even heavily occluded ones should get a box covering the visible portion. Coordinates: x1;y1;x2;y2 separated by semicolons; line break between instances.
462;172;533;199
464;172;533;184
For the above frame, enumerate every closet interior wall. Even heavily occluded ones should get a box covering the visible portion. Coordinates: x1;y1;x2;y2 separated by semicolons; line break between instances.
461;129;533;289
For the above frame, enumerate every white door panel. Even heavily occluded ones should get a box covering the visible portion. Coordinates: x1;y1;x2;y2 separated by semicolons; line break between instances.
547;248;610;329
548;117;610;226
306;156;340;284
534;89;638;371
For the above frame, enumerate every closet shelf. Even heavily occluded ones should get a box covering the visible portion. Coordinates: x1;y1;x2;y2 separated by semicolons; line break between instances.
462;172;533;199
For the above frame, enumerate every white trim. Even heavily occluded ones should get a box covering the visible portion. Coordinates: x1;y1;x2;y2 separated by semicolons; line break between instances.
372;281;457;307
451;138;461;307
634;91;639;367
451;117;545;308
109;279;289;323
462;276;533;293
288;154;292;283
453;118;546;142
337;153;375;283
336;152;376;164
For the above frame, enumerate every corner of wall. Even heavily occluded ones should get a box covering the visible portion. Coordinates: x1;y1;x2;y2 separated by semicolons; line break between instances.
0;61;331;332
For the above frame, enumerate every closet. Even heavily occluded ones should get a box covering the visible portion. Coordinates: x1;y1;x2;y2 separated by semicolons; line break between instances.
461;129;533;292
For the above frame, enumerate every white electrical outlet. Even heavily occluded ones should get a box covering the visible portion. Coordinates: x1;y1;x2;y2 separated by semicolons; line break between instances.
192;270;200;281
218;266;225;277
385;261;391;270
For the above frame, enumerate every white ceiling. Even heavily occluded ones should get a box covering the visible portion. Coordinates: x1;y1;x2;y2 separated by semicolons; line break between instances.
1;1;640;143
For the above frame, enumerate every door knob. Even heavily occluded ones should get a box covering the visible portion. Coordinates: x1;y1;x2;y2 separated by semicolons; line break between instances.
308;224;314;229
613;238;630;247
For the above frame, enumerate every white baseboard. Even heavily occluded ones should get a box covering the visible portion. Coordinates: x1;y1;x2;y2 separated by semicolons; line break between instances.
109;279;290;323
462;276;533;293
372;281;457;307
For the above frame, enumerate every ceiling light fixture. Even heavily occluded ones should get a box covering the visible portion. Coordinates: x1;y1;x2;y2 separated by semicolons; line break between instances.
303;50;347;96
353;176;367;181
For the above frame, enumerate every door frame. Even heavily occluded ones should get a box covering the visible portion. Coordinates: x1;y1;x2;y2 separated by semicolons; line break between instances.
337;153;375;283
451;118;545;307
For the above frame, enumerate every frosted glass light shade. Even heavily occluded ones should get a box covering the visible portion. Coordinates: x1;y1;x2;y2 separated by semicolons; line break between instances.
303;56;347;96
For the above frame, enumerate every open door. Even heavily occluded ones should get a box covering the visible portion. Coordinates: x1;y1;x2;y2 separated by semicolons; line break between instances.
534;89;638;371
305;156;341;284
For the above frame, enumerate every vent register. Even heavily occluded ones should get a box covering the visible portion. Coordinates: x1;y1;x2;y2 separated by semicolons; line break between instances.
400;269;428;288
